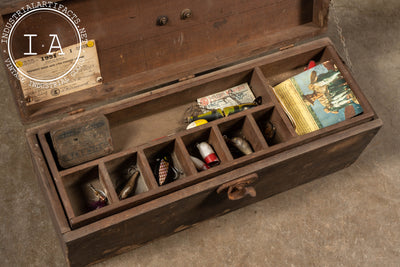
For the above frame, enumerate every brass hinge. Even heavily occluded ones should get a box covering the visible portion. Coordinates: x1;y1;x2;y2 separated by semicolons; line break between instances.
179;74;195;82
279;44;295;51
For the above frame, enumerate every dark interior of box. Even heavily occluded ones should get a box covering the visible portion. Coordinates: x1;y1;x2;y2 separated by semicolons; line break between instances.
61;166;106;216
218;116;266;159
106;69;270;152
2;0;323;122
143;139;191;182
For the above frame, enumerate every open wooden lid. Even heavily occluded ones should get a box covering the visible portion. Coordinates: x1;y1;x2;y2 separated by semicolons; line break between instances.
0;0;330;123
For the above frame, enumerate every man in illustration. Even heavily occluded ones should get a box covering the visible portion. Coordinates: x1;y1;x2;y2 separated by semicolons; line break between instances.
303;91;335;113
303;66;359;114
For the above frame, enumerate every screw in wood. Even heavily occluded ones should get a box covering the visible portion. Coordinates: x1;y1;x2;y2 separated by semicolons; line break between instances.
156;16;168;26
180;9;192;20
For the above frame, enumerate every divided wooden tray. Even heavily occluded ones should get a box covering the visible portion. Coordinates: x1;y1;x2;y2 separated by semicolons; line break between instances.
29;38;378;230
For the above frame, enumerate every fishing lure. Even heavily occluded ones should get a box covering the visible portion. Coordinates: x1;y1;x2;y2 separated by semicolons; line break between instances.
190;156;210;171
222;96;262;116
186;109;224;123
119;170;140;200
223;103;258;116
153;154;182;186
224;136;253;155
186;119;208;130
186;97;262;124
264;121;276;143
196;142;220;167
88;184;108;210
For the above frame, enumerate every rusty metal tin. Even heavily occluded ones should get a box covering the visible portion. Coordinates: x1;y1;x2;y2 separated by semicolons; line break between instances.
50;115;113;168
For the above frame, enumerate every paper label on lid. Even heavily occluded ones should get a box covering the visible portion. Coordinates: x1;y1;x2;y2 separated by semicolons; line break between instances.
15;39;102;105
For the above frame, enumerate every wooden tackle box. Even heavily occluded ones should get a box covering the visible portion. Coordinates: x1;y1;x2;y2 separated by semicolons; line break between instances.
0;0;382;266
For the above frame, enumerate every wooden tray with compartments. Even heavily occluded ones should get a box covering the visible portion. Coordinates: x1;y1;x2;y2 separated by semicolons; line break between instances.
0;0;382;266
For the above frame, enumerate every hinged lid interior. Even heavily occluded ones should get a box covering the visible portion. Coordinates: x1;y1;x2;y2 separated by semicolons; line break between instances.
0;0;330;123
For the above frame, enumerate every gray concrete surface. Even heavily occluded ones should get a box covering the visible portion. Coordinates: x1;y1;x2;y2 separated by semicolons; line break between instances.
1;1;399;266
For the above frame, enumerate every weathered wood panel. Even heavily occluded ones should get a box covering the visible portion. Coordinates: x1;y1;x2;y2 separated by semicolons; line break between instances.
62;119;381;266
1;0;325;122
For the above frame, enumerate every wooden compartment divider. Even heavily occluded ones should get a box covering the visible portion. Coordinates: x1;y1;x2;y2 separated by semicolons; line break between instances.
251;106;295;146
137;150;159;190
98;162;119;204
253;67;298;138
248;68;274;105
37;133;75;221
267;94;299;139
175;136;198;176
245;115;270;150
210;125;234;163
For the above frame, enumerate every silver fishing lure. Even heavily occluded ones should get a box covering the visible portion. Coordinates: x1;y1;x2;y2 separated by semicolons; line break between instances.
88;184;108;210
226;136;253;155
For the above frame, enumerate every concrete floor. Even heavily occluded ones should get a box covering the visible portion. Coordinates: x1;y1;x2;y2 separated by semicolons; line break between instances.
1;1;399;266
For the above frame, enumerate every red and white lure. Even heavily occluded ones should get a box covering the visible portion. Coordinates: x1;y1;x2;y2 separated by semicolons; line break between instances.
190;156;210;171
196;142;220;167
